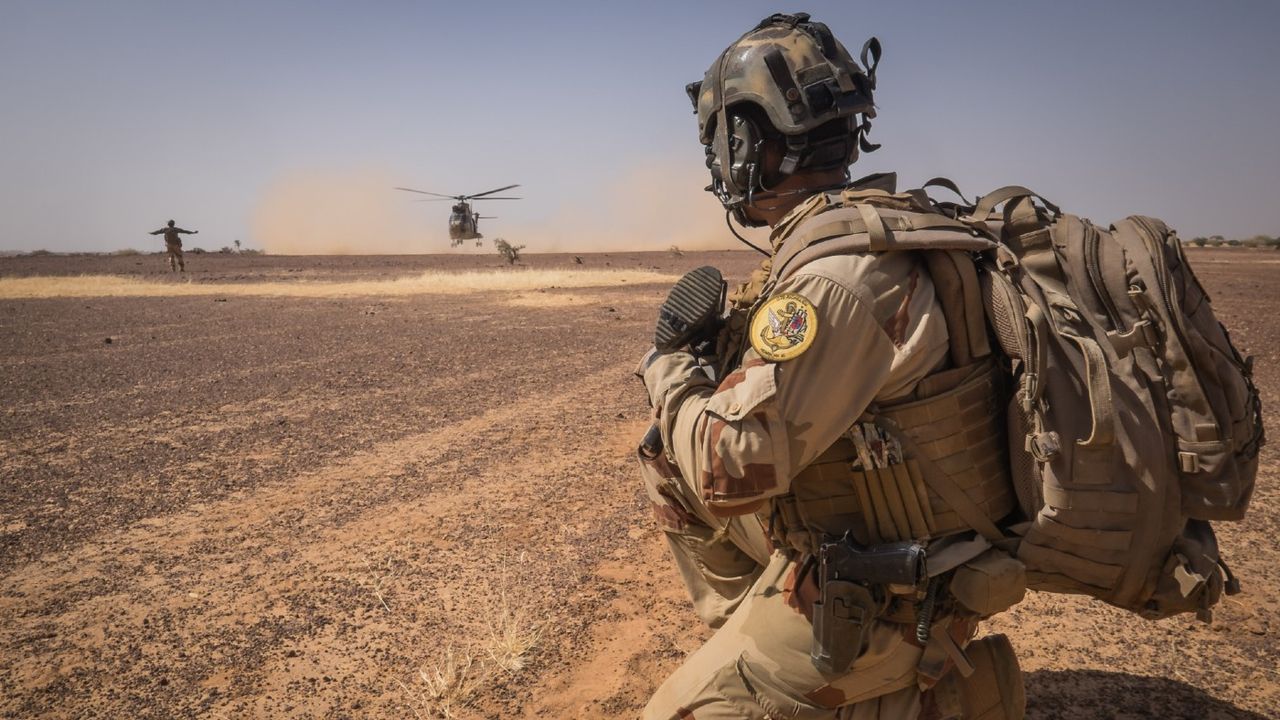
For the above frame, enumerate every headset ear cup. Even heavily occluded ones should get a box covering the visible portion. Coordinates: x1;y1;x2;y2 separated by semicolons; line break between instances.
728;114;760;191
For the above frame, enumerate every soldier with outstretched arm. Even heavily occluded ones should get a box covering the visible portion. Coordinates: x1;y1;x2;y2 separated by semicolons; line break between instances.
149;219;197;272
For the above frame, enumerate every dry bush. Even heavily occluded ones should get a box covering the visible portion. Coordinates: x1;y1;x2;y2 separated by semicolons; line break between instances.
0;269;676;299
111;248;142;256
397;572;542;719
399;645;488;720
493;238;526;265
483;587;541;674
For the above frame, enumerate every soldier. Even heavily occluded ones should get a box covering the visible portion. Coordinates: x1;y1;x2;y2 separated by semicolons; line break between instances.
638;14;1025;719
149;219;198;272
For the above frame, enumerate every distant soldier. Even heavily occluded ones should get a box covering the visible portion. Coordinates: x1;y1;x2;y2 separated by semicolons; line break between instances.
149;220;197;272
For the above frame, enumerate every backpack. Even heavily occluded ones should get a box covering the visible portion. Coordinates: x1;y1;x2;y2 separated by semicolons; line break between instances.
957;185;1263;620
773;182;1262;622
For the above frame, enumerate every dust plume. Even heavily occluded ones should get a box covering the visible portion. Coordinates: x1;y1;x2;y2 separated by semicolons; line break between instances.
252;170;442;254
251;162;765;254
516;159;765;253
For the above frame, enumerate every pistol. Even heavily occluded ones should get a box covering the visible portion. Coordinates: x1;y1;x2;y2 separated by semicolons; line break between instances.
810;535;928;674
820;535;927;588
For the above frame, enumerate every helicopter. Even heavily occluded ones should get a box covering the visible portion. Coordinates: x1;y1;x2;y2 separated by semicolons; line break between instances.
394;184;521;247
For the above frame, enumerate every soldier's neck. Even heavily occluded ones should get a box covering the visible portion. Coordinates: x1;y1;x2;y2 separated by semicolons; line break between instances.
747;170;848;227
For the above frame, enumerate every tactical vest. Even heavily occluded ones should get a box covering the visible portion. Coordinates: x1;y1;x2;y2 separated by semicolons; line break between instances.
738;188;1017;556
716;185;1013;556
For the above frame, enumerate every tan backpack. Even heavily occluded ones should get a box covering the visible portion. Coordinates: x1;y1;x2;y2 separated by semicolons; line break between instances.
775;182;1263;622
959;186;1262;620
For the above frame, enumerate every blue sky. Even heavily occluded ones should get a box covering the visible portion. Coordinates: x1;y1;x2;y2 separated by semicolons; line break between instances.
2;1;1278;252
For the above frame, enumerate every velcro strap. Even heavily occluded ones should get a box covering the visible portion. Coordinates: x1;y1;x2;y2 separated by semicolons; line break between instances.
1063;333;1115;447
857;203;889;251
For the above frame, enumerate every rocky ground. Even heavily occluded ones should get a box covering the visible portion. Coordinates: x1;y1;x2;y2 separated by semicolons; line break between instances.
1;248;1276;718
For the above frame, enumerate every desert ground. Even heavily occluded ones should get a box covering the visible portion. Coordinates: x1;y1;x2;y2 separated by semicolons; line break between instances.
1;248;1277;719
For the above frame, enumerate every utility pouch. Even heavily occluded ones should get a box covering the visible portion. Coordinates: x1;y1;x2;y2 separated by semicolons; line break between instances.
810;579;878;675
948;548;1026;617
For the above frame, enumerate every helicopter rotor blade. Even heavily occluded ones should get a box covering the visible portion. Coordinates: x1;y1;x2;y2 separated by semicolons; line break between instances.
466;184;520;199
469;196;521;201
394;187;461;200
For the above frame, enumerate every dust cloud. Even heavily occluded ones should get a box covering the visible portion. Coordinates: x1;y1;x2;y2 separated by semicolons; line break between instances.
252;170;435;254
251;163;765;255
515;161;759;253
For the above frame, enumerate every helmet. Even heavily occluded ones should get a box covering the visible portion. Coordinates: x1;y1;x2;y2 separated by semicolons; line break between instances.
167;219;175;226
686;13;881;224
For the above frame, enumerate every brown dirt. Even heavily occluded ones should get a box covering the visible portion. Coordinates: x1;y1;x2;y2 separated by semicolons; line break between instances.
1;247;1276;719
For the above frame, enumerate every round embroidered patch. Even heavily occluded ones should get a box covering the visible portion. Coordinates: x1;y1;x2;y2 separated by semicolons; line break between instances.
750;292;818;361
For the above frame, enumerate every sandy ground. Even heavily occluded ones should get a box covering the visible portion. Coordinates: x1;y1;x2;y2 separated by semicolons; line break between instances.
1;248;1277;719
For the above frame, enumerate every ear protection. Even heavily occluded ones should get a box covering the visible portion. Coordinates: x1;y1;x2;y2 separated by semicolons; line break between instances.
705;113;764;202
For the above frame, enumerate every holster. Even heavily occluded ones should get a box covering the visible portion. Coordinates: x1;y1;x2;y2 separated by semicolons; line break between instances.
810;578;879;675
809;536;928;674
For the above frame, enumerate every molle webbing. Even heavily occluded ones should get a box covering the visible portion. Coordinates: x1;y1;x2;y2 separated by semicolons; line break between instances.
771;202;995;283
773;198;995;370
770;362;1013;555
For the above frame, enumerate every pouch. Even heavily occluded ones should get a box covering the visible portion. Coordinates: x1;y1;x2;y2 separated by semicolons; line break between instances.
949;549;1027;617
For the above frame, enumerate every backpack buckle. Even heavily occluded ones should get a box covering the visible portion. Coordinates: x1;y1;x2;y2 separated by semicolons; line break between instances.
1178;451;1201;473
1106;319;1151;358
1025;431;1061;461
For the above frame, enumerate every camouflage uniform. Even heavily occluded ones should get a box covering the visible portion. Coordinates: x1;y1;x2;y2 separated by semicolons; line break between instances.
638;14;1025;718
642;193;979;718
150;222;196;272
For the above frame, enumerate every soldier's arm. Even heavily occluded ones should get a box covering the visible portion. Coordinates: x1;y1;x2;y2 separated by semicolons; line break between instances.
149;229;163;235
644;272;898;516
177;228;196;234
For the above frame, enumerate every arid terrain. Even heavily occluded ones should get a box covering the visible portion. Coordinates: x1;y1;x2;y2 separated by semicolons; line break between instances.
1;248;1277;719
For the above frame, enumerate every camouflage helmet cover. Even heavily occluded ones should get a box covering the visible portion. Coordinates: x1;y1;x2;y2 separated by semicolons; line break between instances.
687;13;881;214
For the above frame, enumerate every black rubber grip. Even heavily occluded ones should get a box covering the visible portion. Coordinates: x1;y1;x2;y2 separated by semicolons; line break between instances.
655;266;725;351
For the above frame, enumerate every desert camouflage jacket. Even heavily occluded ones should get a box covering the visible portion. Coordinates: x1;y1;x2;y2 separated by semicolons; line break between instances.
644;196;950;516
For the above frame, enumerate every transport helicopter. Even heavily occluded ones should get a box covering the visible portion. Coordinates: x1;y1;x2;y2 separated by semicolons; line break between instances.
394;184;521;247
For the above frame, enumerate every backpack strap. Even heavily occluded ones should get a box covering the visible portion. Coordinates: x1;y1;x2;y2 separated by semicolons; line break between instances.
921;176;971;205
772;204;994;281
922;250;991;367
965;185;1061;226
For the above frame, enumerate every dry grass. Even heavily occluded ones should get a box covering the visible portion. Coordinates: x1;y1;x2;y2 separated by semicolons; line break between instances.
0;269;676;299
398;572;542;719
484;587;542;674
399;645;487;720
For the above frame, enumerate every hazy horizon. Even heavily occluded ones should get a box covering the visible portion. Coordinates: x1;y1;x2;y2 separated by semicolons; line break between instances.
3;1;1278;253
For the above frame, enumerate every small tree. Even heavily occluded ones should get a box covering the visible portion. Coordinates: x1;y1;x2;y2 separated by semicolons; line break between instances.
1190;237;1208;247
493;238;526;265
234;239;242;253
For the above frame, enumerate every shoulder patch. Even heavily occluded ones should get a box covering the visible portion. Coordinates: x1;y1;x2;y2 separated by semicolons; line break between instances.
750;292;818;362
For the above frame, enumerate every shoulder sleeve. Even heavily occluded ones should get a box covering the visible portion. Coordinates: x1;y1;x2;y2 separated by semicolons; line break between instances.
649;271;897;514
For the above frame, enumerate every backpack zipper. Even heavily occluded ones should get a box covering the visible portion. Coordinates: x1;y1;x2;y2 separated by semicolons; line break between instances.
1084;221;1126;333
1131;216;1218;441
